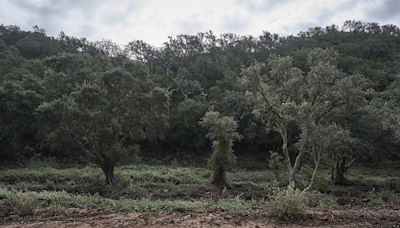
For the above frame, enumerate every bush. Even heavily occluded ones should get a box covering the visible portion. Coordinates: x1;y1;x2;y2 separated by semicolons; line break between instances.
8;192;37;216
116;173;133;188
215;196;258;212
268;152;286;183
299;165;330;192
366;189;400;206
268;186;307;221
304;191;338;209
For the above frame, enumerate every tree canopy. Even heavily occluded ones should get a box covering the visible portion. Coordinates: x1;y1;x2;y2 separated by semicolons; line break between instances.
0;21;399;185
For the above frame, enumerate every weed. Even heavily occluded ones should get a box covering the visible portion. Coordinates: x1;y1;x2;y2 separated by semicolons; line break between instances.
8;192;37;216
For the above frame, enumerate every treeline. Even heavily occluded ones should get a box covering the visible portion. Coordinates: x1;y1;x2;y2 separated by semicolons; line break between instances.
0;21;399;186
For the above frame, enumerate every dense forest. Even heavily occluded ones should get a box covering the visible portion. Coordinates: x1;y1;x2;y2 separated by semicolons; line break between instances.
1;20;400;226
1;21;399;186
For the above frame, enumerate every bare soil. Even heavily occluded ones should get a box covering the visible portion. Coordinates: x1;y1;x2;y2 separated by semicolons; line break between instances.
3;207;400;228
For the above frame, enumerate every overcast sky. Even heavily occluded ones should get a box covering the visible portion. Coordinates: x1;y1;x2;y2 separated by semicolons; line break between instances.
1;0;400;46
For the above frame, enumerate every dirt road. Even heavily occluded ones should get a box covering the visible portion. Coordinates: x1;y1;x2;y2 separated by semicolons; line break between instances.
3;207;400;227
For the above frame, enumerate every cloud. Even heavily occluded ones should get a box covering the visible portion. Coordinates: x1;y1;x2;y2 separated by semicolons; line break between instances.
235;0;290;12
177;20;203;35
1;0;399;46
222;17;249;34
365;0;400;22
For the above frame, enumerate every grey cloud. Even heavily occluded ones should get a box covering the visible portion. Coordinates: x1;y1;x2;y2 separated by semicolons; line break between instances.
235;0;290;12
314;0;359;26
177;18;203;34
366;0;400;21
282;0;360;35
3;0;103;36
10;0;100;19
3;0;139;39
101;2;137;26
222;17;249;33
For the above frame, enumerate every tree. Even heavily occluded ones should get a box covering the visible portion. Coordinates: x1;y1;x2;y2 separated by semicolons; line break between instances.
299;124;353;192
0;74;44;164
371;78;400;142
241;54;301;185
199;111;241;188
37;67;169;185
295;49;368;185
242;48;367;185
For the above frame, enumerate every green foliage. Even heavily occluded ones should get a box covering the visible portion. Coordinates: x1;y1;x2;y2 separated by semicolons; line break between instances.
215;196;258;212
0;22;399;169
267;186;307;221
0;167;103;185
299;165;330;192
25;157;64;169
36;67;170;184
7;191;37;216
199;111;241;188
0;188;262;215
243;48;371;186
1;24;400;223
366;189;400;206
304;190;338;209
268;152;286;182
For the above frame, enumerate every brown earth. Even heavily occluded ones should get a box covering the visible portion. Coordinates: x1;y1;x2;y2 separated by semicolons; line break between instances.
3;207;400;228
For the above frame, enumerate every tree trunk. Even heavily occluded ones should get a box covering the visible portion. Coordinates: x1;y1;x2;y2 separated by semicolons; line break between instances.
302;149;321;193
212;166;227;189
334;157;348;185
101;162;116;185
278;126;294;185
289;151;306;186
289;126;310;186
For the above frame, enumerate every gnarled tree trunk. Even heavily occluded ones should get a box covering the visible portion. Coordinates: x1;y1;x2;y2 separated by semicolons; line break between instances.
334;157;348;185
212;165;227;189
101;162;116;185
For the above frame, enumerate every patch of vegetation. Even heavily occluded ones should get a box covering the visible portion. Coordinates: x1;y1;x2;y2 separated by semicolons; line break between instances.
366;189;400;206
267;186;308;222
0;188;263;215
304;191;338;209
298;165;331;192
5;191;37;216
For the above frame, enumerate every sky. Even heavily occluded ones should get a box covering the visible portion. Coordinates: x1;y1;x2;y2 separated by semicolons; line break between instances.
1;0;400;46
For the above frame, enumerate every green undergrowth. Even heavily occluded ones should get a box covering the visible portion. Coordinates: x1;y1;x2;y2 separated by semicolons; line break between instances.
1;164;399;223
0;165;274;200
0;188;261;218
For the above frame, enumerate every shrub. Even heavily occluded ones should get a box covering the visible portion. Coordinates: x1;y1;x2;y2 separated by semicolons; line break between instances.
299;165;330;192
366;189;400;206
268;186;307;221
304;191;338;209
366;189;385;206
216;196;258;212
9;192;37;216
268;152;286;183
26;157;63;169
116;173;133;188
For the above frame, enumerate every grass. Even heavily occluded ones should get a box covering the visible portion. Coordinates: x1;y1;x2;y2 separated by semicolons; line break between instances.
0;188;262;217
1;163;399;222
0;164;274;200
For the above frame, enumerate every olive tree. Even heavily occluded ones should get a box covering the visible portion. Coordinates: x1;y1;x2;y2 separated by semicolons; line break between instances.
299;124;353;192
242;48;367;186
241;55;301;185
199;111;241;188
38;67;169;185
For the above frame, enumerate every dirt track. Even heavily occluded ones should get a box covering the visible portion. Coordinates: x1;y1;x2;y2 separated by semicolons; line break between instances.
3;207;400;227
